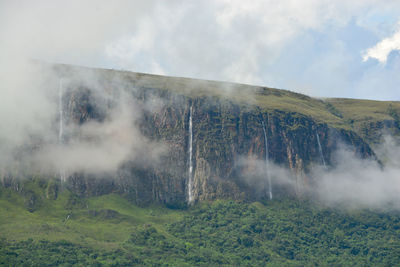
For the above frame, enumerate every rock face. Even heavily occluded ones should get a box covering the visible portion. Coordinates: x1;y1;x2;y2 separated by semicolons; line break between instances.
62;83;375;207
0;65;384;207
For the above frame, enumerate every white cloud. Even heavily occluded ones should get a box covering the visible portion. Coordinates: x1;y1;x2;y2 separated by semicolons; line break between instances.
363;24;400;63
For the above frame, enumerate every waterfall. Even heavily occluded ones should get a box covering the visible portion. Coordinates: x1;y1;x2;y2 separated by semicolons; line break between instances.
59;79;63;142
316;131;326;167
261;120;272;200
59;79;66;183
188;105;194;204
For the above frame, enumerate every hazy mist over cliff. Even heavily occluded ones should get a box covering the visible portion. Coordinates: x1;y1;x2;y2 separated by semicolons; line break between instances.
237;135;400;211
0;62;166;177
0;58;400;211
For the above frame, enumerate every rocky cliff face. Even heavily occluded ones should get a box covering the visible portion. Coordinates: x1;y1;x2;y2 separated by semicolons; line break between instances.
61;83;375;207
0;66;384;207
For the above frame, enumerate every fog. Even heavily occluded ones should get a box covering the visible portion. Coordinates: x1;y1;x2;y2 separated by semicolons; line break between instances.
239;136;400;211
0;60;166;179
0;1;163;176
35;91;165;174
313;137;400;210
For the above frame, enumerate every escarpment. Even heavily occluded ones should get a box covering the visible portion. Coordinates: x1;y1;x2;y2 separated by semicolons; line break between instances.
61;80;376;206
2;64;399;208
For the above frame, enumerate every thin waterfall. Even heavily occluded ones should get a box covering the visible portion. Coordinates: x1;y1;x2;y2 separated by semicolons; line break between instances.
261;120;272;200
316;131;326;167
59;79;63;142
188;105;194;204
59;79;66;183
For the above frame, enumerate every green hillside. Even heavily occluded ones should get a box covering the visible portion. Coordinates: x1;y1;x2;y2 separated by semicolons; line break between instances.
2;179;400;266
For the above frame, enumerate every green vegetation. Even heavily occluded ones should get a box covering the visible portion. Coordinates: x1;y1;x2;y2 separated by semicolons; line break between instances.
326;98;400;143
388;103;400;122
2;181;400;266
326;98;400;125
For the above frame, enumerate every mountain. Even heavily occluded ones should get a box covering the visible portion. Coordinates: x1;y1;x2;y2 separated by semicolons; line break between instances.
2;63;400;207
2;63;400;265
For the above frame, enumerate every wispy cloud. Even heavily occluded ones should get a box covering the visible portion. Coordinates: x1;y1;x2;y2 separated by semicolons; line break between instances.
363;23;400;63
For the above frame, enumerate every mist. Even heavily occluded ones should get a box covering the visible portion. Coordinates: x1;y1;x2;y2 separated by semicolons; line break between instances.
313;138;400;210
0;1;164;176
0;60;166;180
35;91;165;174
238;136;400;211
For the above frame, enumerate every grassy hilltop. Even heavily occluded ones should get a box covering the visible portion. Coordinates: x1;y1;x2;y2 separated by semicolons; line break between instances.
55;63;400;143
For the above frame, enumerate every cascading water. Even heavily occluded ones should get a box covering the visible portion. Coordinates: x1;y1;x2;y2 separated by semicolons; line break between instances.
261;120;272;200
187;105;194;204
316;131;326;167
59;79;66;183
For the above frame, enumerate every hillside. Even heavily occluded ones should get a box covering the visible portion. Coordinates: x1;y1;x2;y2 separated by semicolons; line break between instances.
2;181;400;266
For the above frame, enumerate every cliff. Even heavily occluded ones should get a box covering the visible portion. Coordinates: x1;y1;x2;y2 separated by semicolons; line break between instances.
2;63;400;207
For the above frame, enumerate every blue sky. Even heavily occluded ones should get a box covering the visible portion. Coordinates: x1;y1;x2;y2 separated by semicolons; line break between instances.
1;0;400;100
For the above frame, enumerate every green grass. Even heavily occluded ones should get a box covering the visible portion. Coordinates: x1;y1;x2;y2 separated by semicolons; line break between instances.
0;184;183;251
326;98;400;125
2;181;400;266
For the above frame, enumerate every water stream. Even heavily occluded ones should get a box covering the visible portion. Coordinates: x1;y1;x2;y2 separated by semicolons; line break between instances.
262;121;272;200
188;105;194;204
59;79;66;183
316;131;326;167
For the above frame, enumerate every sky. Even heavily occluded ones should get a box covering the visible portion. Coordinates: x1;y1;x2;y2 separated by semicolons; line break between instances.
1;0;400;100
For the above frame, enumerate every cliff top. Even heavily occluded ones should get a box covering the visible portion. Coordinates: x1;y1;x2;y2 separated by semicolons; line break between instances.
51;62;400;136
